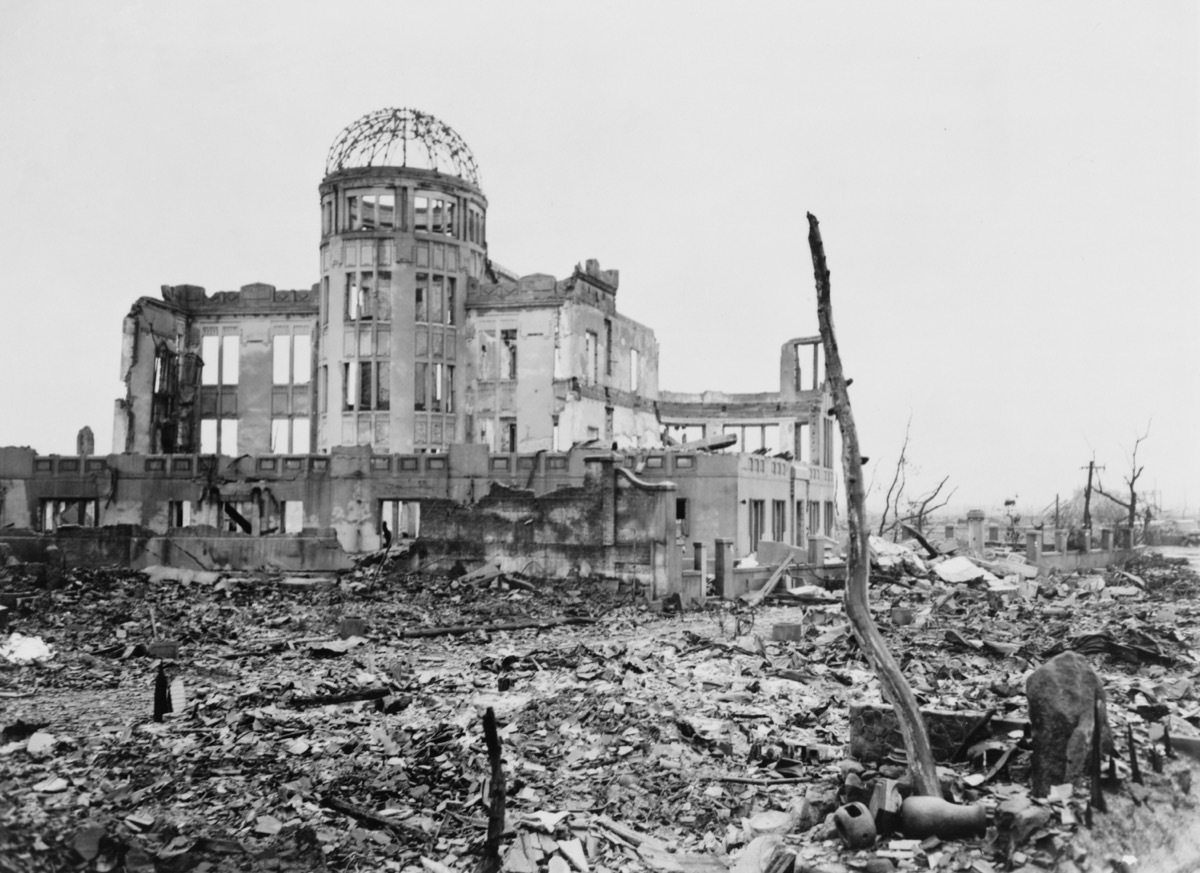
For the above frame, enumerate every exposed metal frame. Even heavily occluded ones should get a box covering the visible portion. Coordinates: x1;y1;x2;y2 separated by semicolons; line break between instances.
325;108;481;187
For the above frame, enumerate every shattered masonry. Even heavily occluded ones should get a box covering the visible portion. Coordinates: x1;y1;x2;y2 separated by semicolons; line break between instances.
2;107;840;591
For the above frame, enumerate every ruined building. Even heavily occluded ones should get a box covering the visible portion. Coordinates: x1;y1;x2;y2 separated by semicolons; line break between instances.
0;108;838;595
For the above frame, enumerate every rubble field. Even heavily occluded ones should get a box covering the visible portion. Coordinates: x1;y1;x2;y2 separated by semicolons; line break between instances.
1;546;1199;873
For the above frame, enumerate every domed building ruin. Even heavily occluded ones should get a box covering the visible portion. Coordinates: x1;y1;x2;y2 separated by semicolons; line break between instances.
1;109;839;596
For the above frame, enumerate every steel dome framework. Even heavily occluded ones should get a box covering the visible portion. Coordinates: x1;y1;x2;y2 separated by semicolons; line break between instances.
325;108;481;187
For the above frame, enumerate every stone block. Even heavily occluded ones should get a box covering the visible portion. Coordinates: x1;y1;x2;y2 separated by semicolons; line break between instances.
147;640;180;659
1026;651;1113;797
772;623;805;642
678;570;705;604
849;702;1028;764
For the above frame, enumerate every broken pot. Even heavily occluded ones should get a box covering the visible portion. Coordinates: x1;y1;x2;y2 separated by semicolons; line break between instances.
833;801;876;849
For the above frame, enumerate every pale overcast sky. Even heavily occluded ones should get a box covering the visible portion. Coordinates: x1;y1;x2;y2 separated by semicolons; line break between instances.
0;1;1196;516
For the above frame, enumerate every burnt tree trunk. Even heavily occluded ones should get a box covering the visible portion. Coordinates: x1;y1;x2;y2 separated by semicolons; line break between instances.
477;706;506;873
808;213;939;797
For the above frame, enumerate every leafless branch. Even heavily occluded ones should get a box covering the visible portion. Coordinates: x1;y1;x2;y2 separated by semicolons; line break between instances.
878;416;911;538
1094;423;1151;534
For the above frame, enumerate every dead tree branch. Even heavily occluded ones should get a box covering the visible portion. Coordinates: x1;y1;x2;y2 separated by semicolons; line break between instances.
901;476;956;534
808;213;939;797
878;416;911;538
900;523;942;558
1094;425;1150;534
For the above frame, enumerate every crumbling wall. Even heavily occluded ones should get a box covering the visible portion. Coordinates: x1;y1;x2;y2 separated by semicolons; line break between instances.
0;445;684;585
418;478;608;573
416;460;676;590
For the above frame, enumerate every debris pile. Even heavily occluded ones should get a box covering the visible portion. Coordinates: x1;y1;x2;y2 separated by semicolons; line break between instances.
0;548;1197;872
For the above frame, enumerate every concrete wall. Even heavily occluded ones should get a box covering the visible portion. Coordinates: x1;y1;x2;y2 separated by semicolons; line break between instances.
413;459;675;592
467;302;558;451
114;299;188;455
0;444;680;589
116;286;318;459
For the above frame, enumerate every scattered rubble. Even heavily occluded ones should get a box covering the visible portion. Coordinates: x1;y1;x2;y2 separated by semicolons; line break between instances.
0;547;1198;872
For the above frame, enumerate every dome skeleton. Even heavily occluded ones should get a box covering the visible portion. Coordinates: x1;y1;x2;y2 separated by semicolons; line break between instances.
325;108;481;187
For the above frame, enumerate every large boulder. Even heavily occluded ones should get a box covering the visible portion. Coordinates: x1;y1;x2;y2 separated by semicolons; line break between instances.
1025;651;1114;796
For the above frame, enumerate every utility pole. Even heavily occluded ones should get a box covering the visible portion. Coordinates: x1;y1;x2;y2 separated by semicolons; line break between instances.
1055;494;1059;530
1081;459;1105;530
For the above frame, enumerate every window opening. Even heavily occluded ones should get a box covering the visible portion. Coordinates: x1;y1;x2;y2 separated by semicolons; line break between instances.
415;274;428;321
605;319;613;377
478;418;495;448
430;275;444;323
168;500;191;529
749;500;765;553
379;500;421;538
282;501;304;533
273;338;290;386
293;335;311;384
500;417;517;453
222;500;254;534
501;329;517;379
763;424;780;455
585;331;598;384
796;422;811;464
200;418;237;454
414;362;428;411
478;329;497;380
345;273;359;319
432;363;443;412
41;498;99;531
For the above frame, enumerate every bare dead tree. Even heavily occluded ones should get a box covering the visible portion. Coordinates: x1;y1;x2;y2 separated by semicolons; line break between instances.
809;213;939;797
902;475;957;535
1095;424;1150;538
878;417;911;539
